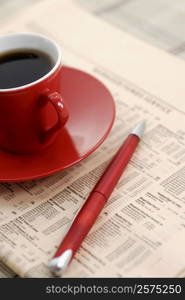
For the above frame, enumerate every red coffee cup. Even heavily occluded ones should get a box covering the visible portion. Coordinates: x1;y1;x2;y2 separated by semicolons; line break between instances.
0;32;69;154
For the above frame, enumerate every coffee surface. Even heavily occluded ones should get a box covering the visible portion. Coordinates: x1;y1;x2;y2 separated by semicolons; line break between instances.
0;49;53;89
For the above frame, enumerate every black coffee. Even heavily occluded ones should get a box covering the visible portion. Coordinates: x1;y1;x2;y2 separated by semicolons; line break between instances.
0;49;53;89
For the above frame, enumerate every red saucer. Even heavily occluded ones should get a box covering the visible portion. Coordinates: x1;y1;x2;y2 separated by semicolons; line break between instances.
0;66;115;182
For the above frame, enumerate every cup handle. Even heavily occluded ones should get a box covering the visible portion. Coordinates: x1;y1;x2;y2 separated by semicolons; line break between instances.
39;89;69;142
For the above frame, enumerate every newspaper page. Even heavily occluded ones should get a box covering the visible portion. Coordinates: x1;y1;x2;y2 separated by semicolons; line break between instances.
0;262;17;278
1;0;185;278
0;0;44;25
78;0;185;60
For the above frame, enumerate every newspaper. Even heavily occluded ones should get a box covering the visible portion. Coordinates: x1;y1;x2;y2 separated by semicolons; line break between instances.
0;0;44;25
78;0;185;60
1;0;185;277
0;262;17;278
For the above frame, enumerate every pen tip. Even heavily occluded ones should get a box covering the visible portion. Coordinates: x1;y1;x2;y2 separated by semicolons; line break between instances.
49;249;73;277
131;120;146;138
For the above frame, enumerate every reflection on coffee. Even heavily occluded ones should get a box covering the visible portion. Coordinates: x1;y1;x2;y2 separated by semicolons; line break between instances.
0;49;53;89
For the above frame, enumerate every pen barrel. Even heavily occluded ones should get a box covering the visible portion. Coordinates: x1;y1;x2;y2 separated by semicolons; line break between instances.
54;191;106;258
53;134;140;261
94;134;139;198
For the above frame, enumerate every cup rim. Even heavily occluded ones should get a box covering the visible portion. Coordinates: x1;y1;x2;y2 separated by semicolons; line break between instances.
0;32;62;93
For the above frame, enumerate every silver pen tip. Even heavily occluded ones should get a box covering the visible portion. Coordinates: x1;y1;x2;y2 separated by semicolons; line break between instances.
49;249;73;277
131;120;146;138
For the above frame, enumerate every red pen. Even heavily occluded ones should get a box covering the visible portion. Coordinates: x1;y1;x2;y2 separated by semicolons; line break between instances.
49;121;145;276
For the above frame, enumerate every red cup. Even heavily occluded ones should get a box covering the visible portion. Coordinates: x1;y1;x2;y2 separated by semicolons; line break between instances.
0;33;69;154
